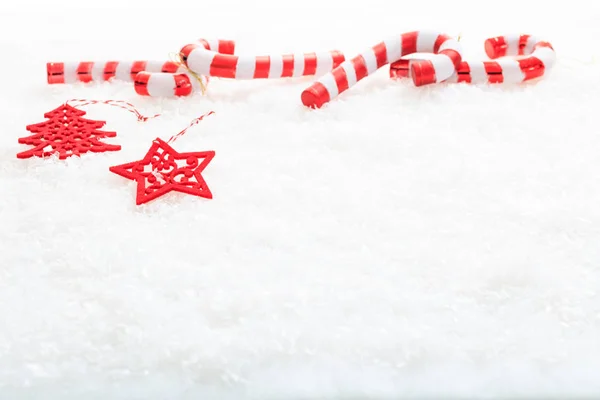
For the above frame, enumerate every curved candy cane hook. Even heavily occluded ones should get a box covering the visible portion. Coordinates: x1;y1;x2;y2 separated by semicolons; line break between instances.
179;40;345;80
301;31;463;108
390;34;555;84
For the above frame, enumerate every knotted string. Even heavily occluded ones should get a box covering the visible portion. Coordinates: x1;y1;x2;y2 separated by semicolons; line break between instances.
169;52;209;95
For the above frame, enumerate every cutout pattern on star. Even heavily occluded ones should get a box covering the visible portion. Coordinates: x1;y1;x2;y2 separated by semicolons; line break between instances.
109;137;215;205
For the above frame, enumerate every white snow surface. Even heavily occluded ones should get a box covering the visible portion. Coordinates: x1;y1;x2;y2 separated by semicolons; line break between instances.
2;0;600;398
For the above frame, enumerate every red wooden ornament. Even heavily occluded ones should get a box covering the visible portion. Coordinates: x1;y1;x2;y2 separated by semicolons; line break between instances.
17;104;121;159
109;137;215;205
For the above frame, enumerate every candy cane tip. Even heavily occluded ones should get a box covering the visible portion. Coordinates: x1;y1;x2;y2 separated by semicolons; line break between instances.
484;38;501;59
47;62;65;84
301;84;330;109
301;90;321;109
390;60;410;79
410;60;437;87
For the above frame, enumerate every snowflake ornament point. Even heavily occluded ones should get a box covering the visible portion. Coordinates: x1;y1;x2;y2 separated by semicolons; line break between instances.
17;103;121;159
109;137;215;206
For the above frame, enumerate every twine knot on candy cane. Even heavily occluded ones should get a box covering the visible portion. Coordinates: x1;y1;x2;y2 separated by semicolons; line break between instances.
133;39;238;98
168;52;209;95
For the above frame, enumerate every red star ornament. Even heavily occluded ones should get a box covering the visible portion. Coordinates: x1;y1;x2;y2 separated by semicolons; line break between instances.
18;104;120;159
109;137;215;205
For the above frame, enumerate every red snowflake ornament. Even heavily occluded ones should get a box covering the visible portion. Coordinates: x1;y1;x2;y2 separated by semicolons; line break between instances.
109;137;215;205
17;103;121;159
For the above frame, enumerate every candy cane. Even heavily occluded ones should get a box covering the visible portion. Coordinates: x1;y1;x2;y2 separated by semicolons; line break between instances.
133;39;236;97
301;31;463;109
133;72;200;97
46;60;182;84
179;40;345;80
390;34;555;84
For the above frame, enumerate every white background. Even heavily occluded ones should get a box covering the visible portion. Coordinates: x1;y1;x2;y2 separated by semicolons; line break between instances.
1;1;600;398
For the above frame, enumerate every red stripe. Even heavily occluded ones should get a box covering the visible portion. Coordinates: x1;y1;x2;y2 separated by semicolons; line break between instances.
518;57;545;80
535;41;554;51
254;56;271;78
161;61;179;73
456;62;471;83
433;34;450;53
47;62;65;84
484;61;503;83
199;39;211;50
218;40;236;55
281;54;294;77
372;42;388;68
301;82;330;109
211;54;238;78
180;44;198;65
352;55;368;81
401;31;418;56
441;49;462;67
134;72;151;96
389;59;409;79
485;36;507;59
332;66;349;93
518;35;531;55
173;74;193;96
104;61;118;81
331;50;345;68
411;60;436;86
303;53;317;75
130;61;147;81
77;62;94;83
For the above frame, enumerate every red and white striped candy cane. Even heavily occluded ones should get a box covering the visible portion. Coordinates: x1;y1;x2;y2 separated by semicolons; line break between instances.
133;72;203;97
46;60;181;84
390;34;555;84
301;31;463;109
134;39;236;97
179;40;345;80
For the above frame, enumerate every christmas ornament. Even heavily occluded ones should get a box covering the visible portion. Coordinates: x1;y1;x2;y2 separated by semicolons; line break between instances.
390;34;555;84
17;103;121;159
17;100;159;160
138;39;348;98
134;39;236;97
109;112;216;205
301;31;463;109
47;60;180;84
46;55;209;98
179;39;345;81
45;32;556;104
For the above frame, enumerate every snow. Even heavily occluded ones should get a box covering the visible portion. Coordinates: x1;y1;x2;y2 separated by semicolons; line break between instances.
2;0;600;398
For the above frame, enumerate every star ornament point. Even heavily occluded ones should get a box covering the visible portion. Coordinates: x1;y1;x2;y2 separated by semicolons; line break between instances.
109;137;215;205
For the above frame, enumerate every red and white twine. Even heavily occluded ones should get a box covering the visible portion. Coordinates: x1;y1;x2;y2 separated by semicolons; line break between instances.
66;99;161;121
